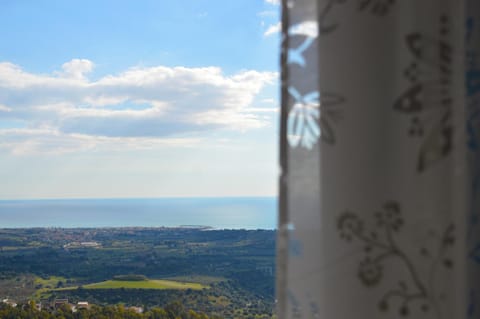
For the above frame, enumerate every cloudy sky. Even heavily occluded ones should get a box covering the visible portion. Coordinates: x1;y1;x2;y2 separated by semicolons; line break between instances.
0;0;280;199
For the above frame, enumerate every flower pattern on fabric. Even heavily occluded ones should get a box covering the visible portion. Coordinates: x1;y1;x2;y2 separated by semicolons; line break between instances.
287;88;320;149
282;1;465;318
393;16;454;172
287;88;344;148
337;201;455;317
375;201;404;231
337;211;364;241
287;21;318;67
358;257;383;286
319;0;397;34
358;0;395;15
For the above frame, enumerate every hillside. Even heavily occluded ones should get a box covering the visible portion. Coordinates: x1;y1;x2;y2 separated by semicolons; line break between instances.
0;228;275;318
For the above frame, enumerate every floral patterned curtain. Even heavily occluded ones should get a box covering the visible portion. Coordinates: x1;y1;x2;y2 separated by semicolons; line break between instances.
278;0;479;318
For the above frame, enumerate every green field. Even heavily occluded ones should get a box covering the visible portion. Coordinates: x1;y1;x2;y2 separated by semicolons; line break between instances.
164;275;226;285
68;279;206;290
35;276;69;288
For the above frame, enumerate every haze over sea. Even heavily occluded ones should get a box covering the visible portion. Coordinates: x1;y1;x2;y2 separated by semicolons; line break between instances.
0;197;276;229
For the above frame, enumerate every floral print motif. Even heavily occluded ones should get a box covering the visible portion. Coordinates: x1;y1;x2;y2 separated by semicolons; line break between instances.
337;211;364;241
287;21;318;67
320;0;397;35
358;0;395;15
358;257;383;286
393;16;454;172
337;201;455;317
287;88;344;148
287;89;320;149
375;201;404;231
285;18;344;149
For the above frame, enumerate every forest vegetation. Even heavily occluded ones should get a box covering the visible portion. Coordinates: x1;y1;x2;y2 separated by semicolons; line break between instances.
0;228;275;318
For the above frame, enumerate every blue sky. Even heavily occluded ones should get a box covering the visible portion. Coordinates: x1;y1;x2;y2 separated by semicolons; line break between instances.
0;0;280;199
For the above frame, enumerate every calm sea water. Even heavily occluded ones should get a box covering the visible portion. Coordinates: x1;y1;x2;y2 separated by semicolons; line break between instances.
0;197;277;229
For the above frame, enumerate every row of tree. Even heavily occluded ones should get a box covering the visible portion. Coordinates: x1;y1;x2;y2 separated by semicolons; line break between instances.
0;301;220;319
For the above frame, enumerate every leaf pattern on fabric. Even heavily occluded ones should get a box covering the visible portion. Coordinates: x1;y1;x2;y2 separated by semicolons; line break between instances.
287;88;344;148
319;0;396;34
393;16;454;172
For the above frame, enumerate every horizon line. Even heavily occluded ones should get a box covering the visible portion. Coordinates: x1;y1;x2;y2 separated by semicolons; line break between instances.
0;195;278;201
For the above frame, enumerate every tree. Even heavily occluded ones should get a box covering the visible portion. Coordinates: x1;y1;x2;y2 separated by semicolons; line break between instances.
164;301;185;319
147;307;168;319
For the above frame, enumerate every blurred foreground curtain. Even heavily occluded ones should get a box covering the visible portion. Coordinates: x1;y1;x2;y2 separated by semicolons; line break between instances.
278;0;480;318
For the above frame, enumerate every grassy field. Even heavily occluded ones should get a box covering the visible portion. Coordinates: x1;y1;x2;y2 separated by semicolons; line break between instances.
32;276;71;299
61;279;206;290
164;275;226;285
34;276;69;289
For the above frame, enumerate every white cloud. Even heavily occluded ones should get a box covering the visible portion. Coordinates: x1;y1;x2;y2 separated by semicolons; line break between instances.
264;22;281;37
0;59;277;154
245;107;279;113
0;104;11;112
60;59;94;80
265;0;280;5
289;21;318;38
258;10;278;17
261;98;276;104
0;128;200;155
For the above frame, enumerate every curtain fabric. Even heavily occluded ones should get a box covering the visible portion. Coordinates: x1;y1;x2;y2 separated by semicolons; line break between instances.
278;0;478;318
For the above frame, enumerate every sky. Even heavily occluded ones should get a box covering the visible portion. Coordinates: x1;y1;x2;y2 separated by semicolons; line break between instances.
0;0;281;200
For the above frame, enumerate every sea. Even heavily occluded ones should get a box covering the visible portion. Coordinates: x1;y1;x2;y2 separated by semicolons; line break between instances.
0;197;277;229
